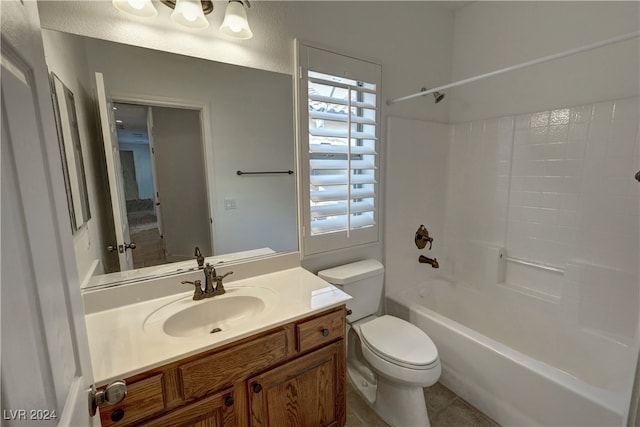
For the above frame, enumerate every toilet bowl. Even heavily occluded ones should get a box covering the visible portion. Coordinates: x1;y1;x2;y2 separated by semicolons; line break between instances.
317;260;441;427
348;315;441;427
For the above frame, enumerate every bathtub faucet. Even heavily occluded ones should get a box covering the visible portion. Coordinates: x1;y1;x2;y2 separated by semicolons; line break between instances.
419;255;439;268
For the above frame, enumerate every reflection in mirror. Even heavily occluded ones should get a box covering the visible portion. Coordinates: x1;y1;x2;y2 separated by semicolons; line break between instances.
114;102;211;269
50;73;91;232
40;29;298;289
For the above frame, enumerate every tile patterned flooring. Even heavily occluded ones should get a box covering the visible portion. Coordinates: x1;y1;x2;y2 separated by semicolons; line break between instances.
345;381;501;427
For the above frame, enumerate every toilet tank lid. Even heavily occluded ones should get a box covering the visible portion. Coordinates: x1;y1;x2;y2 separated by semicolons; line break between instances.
318;259;384;285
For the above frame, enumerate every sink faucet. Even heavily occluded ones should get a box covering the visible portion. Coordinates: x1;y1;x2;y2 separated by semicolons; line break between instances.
182;263;234;300
194;246;205;268
203;263;217;296
419;255;439;268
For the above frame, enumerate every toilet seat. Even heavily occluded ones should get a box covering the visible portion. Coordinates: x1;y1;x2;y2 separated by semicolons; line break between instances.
359;315;439;370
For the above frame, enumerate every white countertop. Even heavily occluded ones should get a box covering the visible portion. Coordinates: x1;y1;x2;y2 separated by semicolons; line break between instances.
85;267;351;385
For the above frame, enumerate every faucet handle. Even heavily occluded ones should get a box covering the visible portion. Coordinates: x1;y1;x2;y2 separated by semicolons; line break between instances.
212;271;233;296
218;271;233;280
182;280;205;300
415;225;434;250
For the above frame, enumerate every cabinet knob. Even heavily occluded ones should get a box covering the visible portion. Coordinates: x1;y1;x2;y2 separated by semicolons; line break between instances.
322;328;330;337
224;396;234;407
252;383;263;393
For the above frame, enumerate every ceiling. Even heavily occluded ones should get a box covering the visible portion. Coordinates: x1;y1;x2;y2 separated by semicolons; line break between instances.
114;103;149;145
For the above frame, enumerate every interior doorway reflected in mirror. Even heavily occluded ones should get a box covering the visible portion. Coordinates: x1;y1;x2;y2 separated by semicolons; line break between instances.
113;102;211;269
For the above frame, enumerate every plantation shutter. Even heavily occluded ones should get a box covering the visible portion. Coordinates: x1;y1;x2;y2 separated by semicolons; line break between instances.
298;44;381;255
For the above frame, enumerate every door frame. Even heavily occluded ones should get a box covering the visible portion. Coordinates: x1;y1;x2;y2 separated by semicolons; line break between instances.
146;106;163;238
1;1;96;424
111;92;216;256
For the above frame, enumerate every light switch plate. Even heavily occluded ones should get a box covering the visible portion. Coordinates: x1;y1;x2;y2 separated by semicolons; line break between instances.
224;198;237;210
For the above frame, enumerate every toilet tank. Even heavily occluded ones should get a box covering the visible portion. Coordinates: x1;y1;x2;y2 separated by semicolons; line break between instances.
318;259;384;322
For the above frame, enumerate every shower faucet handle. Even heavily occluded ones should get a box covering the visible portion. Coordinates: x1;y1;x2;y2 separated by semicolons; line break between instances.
415;224;434;250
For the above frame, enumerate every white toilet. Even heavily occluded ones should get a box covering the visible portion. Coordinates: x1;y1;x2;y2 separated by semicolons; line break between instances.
318;259;441;427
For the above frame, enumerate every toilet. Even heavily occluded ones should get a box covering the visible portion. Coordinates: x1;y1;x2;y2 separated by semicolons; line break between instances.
318;259;441;427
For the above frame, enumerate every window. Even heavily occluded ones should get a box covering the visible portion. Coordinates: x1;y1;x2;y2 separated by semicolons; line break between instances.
297;43;381;255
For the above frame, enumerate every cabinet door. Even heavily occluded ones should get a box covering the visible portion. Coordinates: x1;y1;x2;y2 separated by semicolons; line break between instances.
143;387;236;427
248;341;346;427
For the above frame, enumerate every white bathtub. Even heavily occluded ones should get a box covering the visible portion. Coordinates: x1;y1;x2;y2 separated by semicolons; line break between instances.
387;279;636;426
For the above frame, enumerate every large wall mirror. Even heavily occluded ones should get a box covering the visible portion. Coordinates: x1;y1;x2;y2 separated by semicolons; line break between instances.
40;29;298;289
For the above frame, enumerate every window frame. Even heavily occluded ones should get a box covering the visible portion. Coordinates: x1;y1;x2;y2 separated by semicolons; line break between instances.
296;41;382;256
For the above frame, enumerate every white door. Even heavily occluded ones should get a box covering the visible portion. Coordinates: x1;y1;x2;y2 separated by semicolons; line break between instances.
146;106;163;238
95;72;134;271
1;1;96;425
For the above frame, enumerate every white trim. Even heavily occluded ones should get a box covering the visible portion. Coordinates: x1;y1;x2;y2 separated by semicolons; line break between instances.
80;259;101;289
297;41;382;256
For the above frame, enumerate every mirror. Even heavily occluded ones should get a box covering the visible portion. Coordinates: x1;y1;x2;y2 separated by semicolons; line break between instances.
41;29;298;288
50;72;92;232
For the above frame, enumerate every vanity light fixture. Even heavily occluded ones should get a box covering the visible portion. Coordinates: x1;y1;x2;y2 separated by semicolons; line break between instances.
168;0;210;29
112;0;252;39
220;0;253;40
112;0;158;18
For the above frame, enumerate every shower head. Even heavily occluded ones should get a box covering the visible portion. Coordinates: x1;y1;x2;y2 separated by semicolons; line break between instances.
420;87;445;104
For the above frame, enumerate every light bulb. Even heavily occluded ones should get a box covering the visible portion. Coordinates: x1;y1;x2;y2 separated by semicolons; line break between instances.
228;18;243;33
171;0;209;29
180;3;200;21
128;0;146;10
112;0;158;17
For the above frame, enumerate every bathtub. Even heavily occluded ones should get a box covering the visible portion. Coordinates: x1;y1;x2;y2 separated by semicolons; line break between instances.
387;279;636;426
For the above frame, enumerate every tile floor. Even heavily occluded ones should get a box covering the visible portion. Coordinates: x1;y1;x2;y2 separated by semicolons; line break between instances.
345;381;501;427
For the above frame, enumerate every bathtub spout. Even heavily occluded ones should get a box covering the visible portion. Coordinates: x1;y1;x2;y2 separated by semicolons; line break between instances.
419;255;439;268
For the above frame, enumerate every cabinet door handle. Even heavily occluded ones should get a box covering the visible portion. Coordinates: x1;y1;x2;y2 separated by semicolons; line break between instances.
225;396;234;407
252;383;263;393
322;328;330;337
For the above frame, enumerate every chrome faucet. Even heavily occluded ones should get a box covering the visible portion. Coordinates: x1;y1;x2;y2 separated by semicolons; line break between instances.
419;255;439;268
181;263;234;300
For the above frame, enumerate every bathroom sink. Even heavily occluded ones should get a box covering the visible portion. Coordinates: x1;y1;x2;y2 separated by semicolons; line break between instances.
144;286;277;338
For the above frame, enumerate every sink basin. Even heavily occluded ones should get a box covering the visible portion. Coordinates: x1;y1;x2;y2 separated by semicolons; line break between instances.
144;286;277;338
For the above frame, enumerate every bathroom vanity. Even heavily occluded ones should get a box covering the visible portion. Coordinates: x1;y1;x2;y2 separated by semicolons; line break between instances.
84;266;351;426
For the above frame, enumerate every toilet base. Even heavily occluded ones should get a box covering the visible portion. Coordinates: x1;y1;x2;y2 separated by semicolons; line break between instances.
347;364;377;405
374;378;430;427
347;363;431;427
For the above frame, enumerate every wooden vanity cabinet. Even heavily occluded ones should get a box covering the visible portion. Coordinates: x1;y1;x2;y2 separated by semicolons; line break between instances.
143;387;236;427
248;341;344;426
98;306;346;427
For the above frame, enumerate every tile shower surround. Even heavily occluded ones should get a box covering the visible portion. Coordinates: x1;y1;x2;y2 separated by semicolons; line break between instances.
443;96;639;341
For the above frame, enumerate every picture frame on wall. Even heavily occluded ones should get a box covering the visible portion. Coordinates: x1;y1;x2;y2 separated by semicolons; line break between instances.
50;72;91;232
